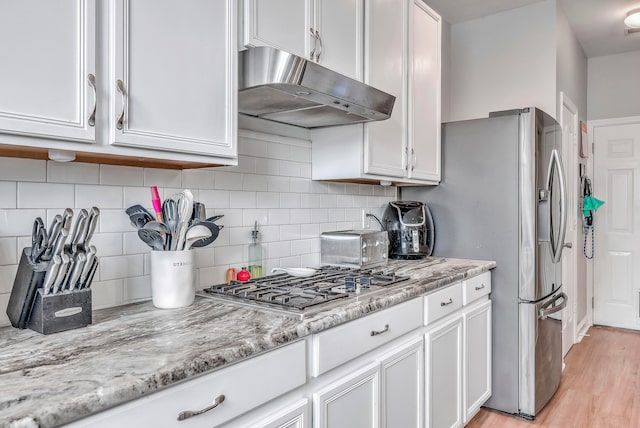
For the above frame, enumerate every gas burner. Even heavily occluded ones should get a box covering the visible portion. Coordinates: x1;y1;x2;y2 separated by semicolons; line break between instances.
200;266;409;318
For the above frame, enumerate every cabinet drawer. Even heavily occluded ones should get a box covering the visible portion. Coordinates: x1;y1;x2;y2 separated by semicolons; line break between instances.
72;340;306;428
424;282;462;325
462;271;491;305
312;298;423;377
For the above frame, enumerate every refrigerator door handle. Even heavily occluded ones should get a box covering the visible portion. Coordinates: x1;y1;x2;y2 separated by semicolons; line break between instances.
538;292;568;320
546;150;568;263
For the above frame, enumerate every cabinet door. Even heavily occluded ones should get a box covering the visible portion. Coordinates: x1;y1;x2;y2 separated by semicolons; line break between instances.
463;299;492;423
243;0;312;59
111;0;236;158
0;0;96;142
407;0;440;182
363;0;406;178
313;362;379;428
313;0;363;81
380;337;423;428
425;314;463;428
245;399;311;428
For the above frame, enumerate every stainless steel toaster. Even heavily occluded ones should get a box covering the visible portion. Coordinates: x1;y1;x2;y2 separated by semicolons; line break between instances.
320;230;389;268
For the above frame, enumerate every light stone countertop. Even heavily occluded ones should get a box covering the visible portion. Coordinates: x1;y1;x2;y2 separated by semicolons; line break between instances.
0;257;495;428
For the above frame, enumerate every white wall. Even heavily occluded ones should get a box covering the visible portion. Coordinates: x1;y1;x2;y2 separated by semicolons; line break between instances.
556;2;587;121
448;0;557;121
588;50;640;120
0;131;396;327
441;20;451;122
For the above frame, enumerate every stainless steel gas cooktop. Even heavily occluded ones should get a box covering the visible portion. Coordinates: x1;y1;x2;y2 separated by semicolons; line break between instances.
199;266;409;318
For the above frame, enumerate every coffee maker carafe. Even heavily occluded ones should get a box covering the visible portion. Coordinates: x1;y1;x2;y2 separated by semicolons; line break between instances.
382;201;434;259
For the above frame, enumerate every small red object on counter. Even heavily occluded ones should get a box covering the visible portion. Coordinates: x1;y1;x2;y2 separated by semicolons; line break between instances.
237;267;251;282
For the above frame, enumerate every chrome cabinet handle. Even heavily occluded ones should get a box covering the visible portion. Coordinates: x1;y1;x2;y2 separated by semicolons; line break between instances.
371;324;389;336
87;74;96;127
440;298;453;306
405;146;409;171
309;28;317;60
474;284;485;291
563;242;573;249
177;394;225;421
411;148;416;171
116;79;126;130
314;30;322;61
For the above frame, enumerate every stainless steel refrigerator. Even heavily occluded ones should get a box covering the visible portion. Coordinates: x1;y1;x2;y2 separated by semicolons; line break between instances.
403;107;568;419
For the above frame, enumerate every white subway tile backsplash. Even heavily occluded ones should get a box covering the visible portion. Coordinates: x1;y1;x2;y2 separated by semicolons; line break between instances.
47;161;99;184
230;191;256;209
0;158;45;182
0;129;397;326
0;182;16;208
0;294;9;326
76;185;123;209
17;183;74;209
182;169;215;190
99;254;144;281
100;165;144;186
0;237;17;265
143;168;182;188
0;209;46;237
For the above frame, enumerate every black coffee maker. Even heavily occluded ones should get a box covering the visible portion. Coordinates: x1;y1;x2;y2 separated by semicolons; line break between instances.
382;201;434;259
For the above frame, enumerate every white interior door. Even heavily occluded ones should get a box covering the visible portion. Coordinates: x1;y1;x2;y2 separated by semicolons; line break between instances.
593;119;640;330
560;93;578;358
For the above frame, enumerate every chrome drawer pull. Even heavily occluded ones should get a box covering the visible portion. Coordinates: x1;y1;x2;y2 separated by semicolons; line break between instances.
440;298;453;306
115;79;126;130
177;394;225;421
371;324;389;336
474;284;485;291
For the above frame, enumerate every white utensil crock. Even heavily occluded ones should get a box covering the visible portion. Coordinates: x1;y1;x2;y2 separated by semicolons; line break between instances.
150;250;195;309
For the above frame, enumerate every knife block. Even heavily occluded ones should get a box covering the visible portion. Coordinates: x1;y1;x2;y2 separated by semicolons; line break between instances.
28;288;92;335
5;248;48;329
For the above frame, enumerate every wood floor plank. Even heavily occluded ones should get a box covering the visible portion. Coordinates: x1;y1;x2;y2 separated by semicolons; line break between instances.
466;326;640;427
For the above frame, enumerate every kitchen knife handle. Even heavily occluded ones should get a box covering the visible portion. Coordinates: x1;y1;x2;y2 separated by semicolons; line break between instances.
67;253;87;291
116;79;126;130
87;74;97;127
177;395;225;421
42;256;62;295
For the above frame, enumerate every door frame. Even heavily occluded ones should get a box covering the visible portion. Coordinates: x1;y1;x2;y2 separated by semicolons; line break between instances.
588;115;640;329
558;92;579;357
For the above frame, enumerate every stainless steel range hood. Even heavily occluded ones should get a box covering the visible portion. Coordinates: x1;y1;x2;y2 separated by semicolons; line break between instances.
238;46;396;129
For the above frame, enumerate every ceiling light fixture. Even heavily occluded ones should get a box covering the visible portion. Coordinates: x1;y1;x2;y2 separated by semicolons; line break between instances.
624;8;640;35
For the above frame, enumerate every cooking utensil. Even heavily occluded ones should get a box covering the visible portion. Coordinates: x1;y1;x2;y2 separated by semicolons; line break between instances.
52;254;71;294
126;204;153;218
68;209;88;254
150;186;164;222
270;267;318;277
143;221;172;250
129;212;153;230
78;206;100;250
175;190;194;250
191;202;206;224
206;214;224;223
138;229;165;251
30;218;48;263
66;252;87;291
80;245;97;288
162;198;179;249
184;224;212;250
187;221;219;248
42;255;62;295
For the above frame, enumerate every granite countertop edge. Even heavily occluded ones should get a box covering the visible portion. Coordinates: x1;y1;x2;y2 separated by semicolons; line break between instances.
1;257;495;428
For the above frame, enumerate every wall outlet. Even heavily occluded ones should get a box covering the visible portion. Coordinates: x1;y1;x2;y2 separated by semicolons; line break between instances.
362;209;371;229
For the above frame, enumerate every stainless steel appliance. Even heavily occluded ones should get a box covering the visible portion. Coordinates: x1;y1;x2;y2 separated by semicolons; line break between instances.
320;230;389;268
200;267;408;318
382;201;434;259
402;107;568;419
238;46;396;128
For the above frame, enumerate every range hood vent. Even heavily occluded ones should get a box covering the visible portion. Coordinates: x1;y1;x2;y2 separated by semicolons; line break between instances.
238;47;395;129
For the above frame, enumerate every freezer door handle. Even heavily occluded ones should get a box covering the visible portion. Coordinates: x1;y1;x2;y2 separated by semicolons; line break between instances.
546;149;568;263
538;292;568;320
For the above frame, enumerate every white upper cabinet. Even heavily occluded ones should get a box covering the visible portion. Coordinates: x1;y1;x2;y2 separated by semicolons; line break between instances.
110;0;236;158
0;0;96;143
242;0;363;80
311;0;441;186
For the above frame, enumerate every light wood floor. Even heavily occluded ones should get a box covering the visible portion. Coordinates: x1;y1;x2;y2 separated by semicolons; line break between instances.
466;326;640;428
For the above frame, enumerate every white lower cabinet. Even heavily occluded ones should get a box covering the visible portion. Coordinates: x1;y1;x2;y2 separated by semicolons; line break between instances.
245;399;311;428
425;313;464;428
313;362;380;428
380;337;424;428
463;298;492;423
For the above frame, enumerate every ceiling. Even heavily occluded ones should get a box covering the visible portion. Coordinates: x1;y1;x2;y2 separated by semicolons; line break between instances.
425;0;640;58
